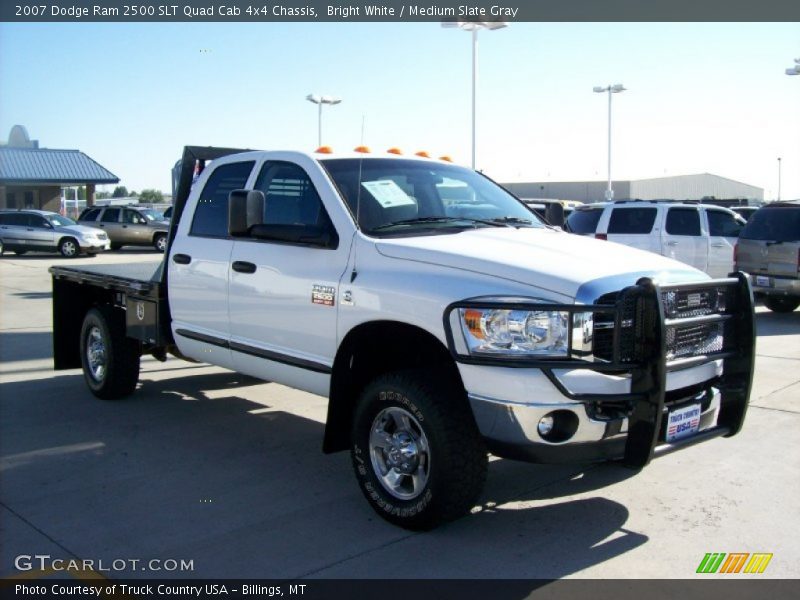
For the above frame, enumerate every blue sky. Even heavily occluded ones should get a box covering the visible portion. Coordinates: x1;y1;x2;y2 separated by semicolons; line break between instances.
1;22;799;198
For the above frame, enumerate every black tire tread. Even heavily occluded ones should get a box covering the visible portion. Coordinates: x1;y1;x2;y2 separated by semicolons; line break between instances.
763;296;800;313
80;306;141;400
352;369;487;530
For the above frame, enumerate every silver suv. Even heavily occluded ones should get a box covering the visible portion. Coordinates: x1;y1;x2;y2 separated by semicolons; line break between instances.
735;201;800;313
0;210;110;257
78;206;170;252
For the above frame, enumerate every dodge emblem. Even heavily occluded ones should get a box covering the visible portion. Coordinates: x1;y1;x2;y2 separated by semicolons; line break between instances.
136;302;145;321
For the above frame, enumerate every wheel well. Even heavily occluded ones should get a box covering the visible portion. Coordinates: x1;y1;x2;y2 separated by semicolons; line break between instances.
323;320;464;454
58;236;78;246
153;231;167;243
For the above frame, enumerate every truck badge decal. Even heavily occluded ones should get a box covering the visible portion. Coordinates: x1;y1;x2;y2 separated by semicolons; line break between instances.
136;302;145;321
312;284;336;307
342;290;354;306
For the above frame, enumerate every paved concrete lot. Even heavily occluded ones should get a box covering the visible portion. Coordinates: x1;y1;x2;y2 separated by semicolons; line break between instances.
1;250;798;580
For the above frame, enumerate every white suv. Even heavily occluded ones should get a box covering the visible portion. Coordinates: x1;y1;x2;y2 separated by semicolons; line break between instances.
566;201;746;278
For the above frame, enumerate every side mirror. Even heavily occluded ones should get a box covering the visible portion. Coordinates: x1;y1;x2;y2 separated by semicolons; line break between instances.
228;190;265;236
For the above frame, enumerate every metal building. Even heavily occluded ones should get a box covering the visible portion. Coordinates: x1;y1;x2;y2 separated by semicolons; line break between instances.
502;173;763;204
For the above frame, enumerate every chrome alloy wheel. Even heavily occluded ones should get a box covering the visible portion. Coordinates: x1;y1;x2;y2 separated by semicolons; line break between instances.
61;240;78;257
369;406;430;500
85;326;107;382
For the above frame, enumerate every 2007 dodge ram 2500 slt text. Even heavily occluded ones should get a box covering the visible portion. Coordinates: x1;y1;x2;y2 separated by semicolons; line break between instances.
50;146;755;530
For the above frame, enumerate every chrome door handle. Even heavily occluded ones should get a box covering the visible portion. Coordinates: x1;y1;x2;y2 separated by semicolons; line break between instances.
666;241;678;246
710;243;725;248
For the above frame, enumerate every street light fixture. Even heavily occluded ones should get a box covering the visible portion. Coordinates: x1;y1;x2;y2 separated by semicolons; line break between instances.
306;94;342;147
593;84;627;201
786;58;800;76
442;21;507;170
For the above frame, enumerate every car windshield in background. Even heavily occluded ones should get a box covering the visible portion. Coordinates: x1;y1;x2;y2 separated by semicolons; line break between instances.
48;215;77;227
139;209;166;222
740;206;800;242
321;158;544;235
566;208;602;234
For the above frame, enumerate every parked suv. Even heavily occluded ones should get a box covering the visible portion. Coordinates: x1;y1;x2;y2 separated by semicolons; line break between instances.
78;206;170;252
735;201;800;313
566;201;746;278
0;209;109;257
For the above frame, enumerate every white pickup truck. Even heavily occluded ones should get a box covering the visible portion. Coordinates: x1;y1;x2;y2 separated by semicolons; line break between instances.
50;146;755;530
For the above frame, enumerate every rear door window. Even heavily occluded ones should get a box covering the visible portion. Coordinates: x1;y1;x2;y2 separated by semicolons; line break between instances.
190;161;255;238
666;208;701;236
707;210;743;237
81;208;101;222
566;208;603;234
101;208;121;223
608;207;657;234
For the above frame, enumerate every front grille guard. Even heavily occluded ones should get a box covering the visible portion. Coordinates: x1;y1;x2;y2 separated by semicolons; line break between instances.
443;273;755;468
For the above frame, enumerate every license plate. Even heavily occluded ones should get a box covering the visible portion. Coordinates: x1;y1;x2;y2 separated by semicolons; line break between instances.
666;403;701;442
755;275;771;287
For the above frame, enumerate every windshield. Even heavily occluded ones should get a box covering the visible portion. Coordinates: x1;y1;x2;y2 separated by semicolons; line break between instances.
740;207;800;242
139;209;166;222
321;158;545;236
47;215;77;227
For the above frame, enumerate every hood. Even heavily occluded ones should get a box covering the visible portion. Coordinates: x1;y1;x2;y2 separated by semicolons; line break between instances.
375;227;708;301
56;224;107;237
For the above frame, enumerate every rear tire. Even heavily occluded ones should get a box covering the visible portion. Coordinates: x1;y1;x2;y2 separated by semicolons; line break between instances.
764;296;800;313
80;306;141;400
153;233;167;253
59;237;79;258
110;243;123;251
351;370;487;530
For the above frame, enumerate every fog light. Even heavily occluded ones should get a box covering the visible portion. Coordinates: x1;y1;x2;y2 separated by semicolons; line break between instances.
538;414;555;436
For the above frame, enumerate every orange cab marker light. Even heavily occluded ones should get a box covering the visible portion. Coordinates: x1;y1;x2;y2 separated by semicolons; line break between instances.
415;151;431;158
439;155;453;162
315;146;334;154
354;145;371;153
387;147;403;155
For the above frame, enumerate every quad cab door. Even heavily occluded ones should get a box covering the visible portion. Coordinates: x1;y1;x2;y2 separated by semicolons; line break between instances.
661;206;706;272
228;160;349;396
168;159;257;370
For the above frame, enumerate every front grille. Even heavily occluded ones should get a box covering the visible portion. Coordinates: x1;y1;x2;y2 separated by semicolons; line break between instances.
592;284;734;364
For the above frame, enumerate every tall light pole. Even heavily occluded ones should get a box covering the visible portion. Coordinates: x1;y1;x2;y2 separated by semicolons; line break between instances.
593;84;626;201
443;21;507;170
778;157;782;201
786;58;800;76
306;94;341;147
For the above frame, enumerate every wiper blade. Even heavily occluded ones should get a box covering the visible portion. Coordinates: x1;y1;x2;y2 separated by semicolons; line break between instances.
369;216;506;232
487;217;535;226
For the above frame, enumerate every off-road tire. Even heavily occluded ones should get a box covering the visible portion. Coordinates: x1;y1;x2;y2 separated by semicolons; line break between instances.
351;370;487;530
764;296;800;313
80;306;141;400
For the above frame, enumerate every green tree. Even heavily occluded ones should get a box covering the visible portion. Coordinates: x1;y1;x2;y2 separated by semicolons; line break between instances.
96;191;112;200
138;189;164;203
112;186;129;198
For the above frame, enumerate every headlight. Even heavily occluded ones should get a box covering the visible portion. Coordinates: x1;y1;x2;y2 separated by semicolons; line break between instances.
459;308;570;357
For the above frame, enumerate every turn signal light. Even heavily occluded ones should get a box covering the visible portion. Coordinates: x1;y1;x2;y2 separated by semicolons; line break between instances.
439;155;453;162
315;146;333;154
415;151;431;158
387;147;403;155
463;309;485;339
354;145;371;153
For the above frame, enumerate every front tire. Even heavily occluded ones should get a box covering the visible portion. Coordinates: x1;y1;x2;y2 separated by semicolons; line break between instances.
153;233;167;253
764;296;800;313
351;370;487;530
80;306;141;400
59;237;79;258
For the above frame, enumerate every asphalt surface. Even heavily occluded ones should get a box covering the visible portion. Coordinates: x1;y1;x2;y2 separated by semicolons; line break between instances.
0;249;798;581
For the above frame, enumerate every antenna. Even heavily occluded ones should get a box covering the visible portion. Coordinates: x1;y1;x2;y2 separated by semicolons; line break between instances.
351;115;366;283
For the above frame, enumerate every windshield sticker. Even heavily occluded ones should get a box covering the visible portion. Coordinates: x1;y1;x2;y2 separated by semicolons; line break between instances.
361;180;416;209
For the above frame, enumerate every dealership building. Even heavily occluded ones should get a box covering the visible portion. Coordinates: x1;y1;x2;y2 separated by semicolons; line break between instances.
502;173;764;205
0;125;119;213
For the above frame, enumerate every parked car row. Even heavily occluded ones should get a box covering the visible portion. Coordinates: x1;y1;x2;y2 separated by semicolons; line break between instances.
0;205;172;258
565;200;799;312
